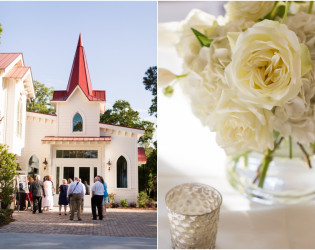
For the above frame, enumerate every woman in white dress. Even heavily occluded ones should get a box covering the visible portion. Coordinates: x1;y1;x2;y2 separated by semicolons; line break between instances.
42;176;53;211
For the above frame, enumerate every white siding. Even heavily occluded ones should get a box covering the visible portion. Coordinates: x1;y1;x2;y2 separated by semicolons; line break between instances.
55;87;100;137
19;113;56;178
104;132;139;203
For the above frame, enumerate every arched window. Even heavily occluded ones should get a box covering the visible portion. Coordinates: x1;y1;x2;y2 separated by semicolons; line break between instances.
28;155;39;178
117;156;127;188
73;113;83;132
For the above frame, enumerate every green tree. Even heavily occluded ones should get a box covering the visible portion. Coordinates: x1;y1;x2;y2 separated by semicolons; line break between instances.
26;81;55;114
138;141;157;200
0;144;19;209
101;100;140;127
143;66;157;117
100;100;155;146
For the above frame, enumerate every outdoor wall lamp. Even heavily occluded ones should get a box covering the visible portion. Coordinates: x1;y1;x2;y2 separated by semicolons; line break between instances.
43;158;48;170
107;160;112;171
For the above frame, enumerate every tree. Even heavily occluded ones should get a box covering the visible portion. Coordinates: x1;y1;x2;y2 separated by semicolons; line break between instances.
0;144;19;209
101;100;140;127
138;120;155;149
143;66;157;117
100;100;155;146
26;81;55;114
138;141;157;200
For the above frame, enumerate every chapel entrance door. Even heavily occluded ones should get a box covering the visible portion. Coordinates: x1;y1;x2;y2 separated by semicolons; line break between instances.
79;167;90;185
63;167;74;181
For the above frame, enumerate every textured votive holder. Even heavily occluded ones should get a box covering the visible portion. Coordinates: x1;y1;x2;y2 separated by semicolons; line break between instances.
165;183;222;249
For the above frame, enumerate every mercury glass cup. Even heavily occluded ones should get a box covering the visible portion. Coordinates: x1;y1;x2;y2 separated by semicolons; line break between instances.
165;183;222;249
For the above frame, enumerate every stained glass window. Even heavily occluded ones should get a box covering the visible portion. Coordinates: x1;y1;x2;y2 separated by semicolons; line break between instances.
73;113;83;132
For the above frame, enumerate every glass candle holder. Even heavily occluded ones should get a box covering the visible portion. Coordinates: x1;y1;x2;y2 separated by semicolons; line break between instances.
165;183;222;249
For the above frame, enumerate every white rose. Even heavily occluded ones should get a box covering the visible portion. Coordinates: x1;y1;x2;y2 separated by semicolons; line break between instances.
180;71;225;128
285;12;315;60
225;20;309;110
176;9;218;73
210;91;274;155
274;65;315;144
203;37;231;88
224;1;275;22
180;37;231;128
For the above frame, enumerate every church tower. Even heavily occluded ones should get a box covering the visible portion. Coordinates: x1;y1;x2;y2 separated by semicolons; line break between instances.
51;34;106;137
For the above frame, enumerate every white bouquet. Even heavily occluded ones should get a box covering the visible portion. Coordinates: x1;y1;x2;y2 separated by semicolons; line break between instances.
159;1;315;189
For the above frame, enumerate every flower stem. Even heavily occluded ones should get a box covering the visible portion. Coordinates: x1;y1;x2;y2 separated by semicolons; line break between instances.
269;2;279;20
297;142;312;169
281;1;289;24
309;1;314;14
258;150;273;188
257;137;284;188
176;73;188;79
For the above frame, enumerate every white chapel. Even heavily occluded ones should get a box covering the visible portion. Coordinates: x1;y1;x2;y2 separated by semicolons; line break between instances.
0;35;147;206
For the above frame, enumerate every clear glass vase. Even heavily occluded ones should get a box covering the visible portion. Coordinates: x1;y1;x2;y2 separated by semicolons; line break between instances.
226;138;315;205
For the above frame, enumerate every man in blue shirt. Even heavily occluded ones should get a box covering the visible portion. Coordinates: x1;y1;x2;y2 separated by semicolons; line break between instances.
67;177;84;221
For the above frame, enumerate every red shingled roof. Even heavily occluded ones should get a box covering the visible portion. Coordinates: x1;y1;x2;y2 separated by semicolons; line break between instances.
42;136;111;142
51;34;106;102
4;66;30;79
138;147;147;164
0;53;21;69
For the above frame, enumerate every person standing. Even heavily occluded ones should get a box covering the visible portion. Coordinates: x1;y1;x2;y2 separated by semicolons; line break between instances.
49;175;55;210
30;175;45;214
91;176;104;220
78;179;85;214
58;179;69;215
67;177;84;221
67;178;73;214
42;176;53;211
25;176;34;211
98;176;109;216
84;181;90;195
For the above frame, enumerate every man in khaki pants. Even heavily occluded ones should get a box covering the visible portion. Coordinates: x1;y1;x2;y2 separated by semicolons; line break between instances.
67;177;84;221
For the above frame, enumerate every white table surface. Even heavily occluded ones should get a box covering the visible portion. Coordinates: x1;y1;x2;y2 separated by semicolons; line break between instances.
158;2;315;249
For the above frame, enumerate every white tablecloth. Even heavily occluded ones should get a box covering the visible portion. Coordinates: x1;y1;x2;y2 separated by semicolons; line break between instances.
158;2;315;249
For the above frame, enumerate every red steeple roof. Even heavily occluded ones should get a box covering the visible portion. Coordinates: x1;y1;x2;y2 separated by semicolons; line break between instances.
52;34;106;102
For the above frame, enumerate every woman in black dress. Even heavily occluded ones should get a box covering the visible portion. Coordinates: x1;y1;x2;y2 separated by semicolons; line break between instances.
58;179;69;215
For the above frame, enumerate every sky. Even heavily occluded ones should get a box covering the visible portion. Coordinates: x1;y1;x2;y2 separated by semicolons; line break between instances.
0;1;157;123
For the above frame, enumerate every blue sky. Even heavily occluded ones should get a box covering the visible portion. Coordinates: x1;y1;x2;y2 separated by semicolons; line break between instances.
0;1;157;122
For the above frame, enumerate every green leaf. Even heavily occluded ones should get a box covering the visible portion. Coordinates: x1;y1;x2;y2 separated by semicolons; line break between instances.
191;28;213;48
262;1;287;21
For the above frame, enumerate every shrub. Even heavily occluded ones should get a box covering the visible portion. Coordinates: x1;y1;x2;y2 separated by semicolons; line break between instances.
0;144;19;209
0;209;14;227
138;191;149;208
108;193;115;204
129;202;137;208
145;201;156;208
120;199;128;207
111;202;120;208
106;203;112;208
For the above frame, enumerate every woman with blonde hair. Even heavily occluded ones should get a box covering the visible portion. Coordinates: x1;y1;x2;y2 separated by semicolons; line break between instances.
58;179;69;215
